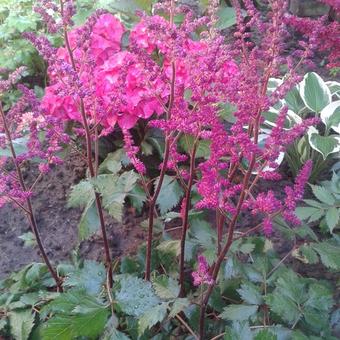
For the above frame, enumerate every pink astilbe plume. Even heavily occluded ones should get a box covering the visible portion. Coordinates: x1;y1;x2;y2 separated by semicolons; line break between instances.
192;255;214;286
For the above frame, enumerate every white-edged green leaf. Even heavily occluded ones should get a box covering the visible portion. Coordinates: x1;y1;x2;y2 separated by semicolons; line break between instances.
320;100;340;133
300;72;331;112
308;127;340;160
220;305;258;321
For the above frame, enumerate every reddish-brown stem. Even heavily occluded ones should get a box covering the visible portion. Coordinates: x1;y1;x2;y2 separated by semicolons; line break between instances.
0;105;62;291
61;12;113;287
145;1;176;279
179;142;197;296
145;137;171;280
216;209;225;255
199;75;267;337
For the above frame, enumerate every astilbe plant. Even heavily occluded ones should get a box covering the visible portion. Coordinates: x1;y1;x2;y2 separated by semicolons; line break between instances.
0;67;68;291
20;0;336;337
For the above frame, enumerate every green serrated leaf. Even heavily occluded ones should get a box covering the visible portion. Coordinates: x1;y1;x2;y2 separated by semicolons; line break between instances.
152;275;179;299
325;207;339;233
237;282;263;305
254;329;277;340
138;302;169;335
155;175;184;215
220;304;258;321
115;276;160;317
310;184;335;205
18;232;37;247
169;298;190;318
78;201;100;241
312;241;340;270
156;240;180;257
63;260;105;295
42;307;109;340
9;309;35;340
68;180;95;208
99;149;124;174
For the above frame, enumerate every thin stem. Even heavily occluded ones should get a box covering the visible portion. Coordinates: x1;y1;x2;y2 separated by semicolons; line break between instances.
61;7;113;287
0;104;62;291
179;141;197;297
145;8;176;279
145;137;171;280
175;314;199;340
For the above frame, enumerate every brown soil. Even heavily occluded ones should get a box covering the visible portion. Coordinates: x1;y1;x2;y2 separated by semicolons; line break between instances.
0;153;147;279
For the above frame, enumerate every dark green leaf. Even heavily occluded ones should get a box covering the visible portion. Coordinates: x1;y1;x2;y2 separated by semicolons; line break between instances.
237;282;263;305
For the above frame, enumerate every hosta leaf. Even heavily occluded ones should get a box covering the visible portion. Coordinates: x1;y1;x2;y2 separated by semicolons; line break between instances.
237;282;263;305
78;201;100;241
307;127;340;160
216;6;236;29
320;100;340;133
152;275;179;299
155;175;184;215
9;309;35;340
310;184;335;205
138;302;169;335
285;85;305;114
325;206;339;233
115;276;160;317
63;260;105;295
220;304;258;321
68;180;95;208
0;135;28;157
300;72;331;113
